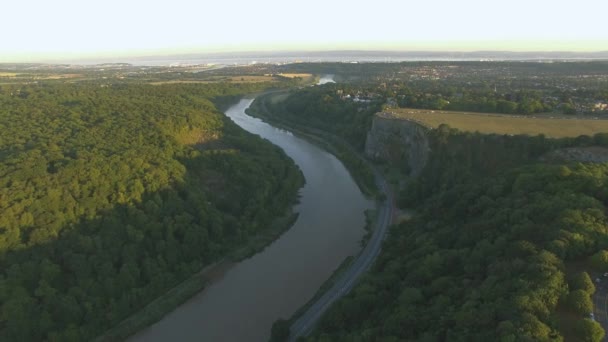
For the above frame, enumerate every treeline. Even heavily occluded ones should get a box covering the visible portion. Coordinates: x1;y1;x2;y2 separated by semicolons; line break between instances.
306;128;608;341
279;61;608;81
277;61;608;115
0;82;303;341
250;76;608;341
401;128;608;205
262;86;381;150
397;88;554;114
248;87;380;194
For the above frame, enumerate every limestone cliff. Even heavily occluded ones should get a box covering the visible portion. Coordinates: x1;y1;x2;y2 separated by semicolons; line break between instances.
364;112;430;176
542;146;608;163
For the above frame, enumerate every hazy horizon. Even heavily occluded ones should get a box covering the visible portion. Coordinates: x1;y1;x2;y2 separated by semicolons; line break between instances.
2;0;608;63
4;49;608;66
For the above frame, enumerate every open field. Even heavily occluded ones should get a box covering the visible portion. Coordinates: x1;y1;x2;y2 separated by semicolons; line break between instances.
277;73;313;78
37;73;84;79
385;108;608;138
149;75;277;85
0;72;84;80
225;75;277;83
148;80;217;85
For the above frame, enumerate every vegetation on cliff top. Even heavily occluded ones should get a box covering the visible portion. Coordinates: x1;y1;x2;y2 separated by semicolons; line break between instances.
260;82;608;341
386;108;608;138
306;126;608;342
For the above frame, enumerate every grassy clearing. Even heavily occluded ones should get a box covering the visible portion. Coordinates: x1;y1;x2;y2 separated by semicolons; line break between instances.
38;73;84;80
227;75;277;83
388;108;608;138
150;75;277;85
0;72;83;80
149;80;216;85
277;73;313;79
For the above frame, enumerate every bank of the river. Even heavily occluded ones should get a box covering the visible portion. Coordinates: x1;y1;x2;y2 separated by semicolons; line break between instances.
93;94;304;342
273;207;377;334
94;211;300;342
128;94;371;341
246;90;379;197
244;80;399;340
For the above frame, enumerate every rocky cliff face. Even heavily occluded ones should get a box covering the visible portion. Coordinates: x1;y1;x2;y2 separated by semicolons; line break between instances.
364;113;430;176
541;146;608;163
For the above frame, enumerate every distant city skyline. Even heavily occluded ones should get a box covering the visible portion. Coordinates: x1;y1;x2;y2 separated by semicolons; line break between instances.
2;0;608;63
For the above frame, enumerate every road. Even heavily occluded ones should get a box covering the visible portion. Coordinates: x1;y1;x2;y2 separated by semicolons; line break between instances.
288;170;394;341
592;276;608;341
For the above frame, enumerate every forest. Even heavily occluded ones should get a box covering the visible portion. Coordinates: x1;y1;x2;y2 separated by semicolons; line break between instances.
303;128;608;341
258;84;608;341
247;85;382;195
0;81;303;341
309;160;608;341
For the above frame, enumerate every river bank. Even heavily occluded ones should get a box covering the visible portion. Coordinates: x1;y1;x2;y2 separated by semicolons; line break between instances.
128;91;371;341
93;93;305;342
244;86;398;340
246;90;379;197
94;211;300;342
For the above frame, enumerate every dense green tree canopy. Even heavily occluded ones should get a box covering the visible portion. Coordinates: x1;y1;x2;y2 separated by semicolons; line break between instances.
570;272;596;295
577;318;606;342
308;160;608;341
268;84;608;341
0;82;303;341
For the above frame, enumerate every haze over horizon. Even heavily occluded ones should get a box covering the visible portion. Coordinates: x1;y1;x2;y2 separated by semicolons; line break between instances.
2;0;608;63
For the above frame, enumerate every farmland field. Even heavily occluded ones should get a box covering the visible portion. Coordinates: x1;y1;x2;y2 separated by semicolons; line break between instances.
385;108;608;138
277;73;313;78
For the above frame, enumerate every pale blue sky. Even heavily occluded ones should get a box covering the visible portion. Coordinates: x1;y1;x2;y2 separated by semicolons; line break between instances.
2;0;607;62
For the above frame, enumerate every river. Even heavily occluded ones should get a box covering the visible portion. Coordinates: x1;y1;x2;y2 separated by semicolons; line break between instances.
130;76;370;342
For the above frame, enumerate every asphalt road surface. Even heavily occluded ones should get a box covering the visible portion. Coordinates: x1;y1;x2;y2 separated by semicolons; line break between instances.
288;170;394;341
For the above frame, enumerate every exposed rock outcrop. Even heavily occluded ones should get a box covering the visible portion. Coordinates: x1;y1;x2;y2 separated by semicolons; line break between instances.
364;112;430;176
542;146;608;163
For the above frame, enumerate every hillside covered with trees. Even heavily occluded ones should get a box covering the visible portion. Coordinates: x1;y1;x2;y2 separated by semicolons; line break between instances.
301;127;608;342
255;83;608;341
247;86;382;195
0;82;303;341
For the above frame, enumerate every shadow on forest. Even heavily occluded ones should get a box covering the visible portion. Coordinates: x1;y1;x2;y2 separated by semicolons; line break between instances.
1;131;304;341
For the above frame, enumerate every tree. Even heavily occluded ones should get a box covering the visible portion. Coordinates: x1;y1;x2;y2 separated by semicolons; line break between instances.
566;290;593;315
576;318;605;342
0;82;304;341
570;272;596;295
590;250;608;272
562;103;577;115
496;100;518;114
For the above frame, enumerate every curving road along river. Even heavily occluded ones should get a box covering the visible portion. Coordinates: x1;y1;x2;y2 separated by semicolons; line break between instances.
289;170;393;340
130;85;372;341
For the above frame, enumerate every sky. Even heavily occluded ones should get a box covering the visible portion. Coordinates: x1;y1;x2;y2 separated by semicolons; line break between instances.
2;0;608;62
